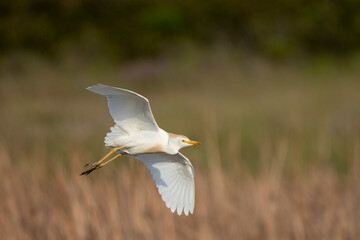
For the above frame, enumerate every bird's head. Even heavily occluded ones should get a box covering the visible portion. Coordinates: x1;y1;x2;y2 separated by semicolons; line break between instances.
181;136;202;147
168;133;201;153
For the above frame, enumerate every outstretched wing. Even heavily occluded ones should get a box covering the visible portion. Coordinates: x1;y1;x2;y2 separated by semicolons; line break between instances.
135;152;195;216
87;84;159;132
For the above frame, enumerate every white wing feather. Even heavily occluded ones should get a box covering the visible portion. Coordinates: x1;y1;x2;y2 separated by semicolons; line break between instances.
135;152;195;216
87;84;159;132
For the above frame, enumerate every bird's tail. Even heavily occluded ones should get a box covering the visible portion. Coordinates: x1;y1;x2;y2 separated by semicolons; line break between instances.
104;122;128;147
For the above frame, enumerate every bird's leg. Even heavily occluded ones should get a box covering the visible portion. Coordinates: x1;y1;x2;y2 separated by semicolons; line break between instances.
81;146;125;175
84;146;124;167
99;152;128;168
80;152;127;175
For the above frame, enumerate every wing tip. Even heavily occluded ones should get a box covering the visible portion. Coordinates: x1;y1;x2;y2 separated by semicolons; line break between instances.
190;208;194;214
86;83;100;88
86;83;107;92
177;207;183;215
164;201;193;216
86;84;151;103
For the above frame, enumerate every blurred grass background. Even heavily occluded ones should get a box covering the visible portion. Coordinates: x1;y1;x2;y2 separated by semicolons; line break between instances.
1;1;360;239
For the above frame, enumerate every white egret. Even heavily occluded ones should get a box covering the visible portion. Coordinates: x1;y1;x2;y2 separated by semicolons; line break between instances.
81;84;201;216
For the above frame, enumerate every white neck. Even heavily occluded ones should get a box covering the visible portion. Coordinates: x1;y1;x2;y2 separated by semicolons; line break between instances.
164;132;182;155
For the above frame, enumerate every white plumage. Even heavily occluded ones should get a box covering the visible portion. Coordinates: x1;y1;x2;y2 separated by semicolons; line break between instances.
82;84;201;216
136;152;195;216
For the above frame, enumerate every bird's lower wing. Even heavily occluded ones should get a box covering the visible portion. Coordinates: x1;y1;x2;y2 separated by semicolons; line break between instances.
135;152;195;216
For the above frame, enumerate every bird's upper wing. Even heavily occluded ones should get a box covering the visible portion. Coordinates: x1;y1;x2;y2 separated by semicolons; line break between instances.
87;84;159;132
135;152;195;216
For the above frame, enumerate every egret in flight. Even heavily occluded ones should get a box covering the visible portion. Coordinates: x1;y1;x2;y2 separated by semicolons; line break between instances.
81;84;201;216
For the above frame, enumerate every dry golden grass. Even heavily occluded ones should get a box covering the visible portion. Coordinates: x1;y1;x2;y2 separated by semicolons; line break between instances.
0;51;360;239
0;144;360;240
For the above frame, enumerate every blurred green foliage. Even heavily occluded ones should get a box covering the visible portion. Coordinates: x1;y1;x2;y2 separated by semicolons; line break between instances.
1;0;360;59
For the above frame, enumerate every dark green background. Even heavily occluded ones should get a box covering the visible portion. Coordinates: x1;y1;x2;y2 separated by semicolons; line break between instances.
1;0;360;60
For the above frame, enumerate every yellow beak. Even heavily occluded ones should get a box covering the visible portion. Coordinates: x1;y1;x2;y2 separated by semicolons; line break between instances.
183;140;202;145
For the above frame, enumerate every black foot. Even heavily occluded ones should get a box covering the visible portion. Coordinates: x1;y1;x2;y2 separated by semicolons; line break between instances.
80;162;101;176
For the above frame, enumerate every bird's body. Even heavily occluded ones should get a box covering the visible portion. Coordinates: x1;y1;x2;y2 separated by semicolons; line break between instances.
81;84;201;216
107;129;169;154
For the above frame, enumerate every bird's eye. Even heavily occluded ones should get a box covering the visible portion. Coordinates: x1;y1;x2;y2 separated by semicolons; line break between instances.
182;140;186;143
